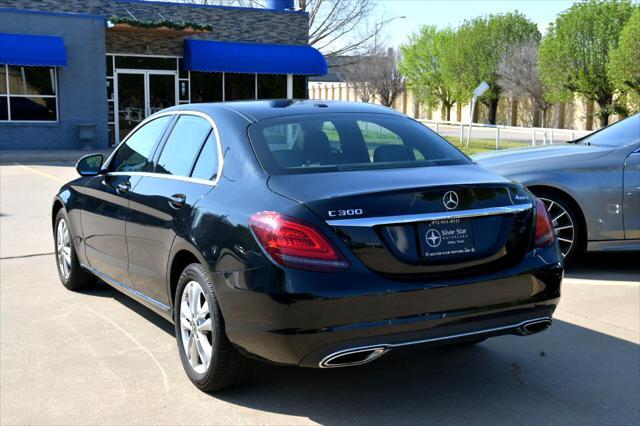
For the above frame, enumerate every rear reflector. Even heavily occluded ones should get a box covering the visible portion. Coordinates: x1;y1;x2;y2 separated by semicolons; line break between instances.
534;198;555;248
250;211;349;272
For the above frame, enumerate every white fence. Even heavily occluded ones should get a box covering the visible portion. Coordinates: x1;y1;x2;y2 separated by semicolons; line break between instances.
419;120;594;149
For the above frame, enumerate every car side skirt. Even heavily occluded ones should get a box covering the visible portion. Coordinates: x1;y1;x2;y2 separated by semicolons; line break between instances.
83;264;174;322
587;239;640;252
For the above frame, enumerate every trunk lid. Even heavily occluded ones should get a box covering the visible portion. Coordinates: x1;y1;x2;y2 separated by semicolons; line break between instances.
268;165;534;277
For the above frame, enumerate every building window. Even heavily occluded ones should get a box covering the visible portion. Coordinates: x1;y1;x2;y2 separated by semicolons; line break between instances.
258;74;287;99
293;76;308;99
225;73;255;101
1;64;58;122
190;71;223;103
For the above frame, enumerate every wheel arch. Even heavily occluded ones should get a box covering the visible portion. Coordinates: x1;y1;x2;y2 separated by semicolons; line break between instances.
167;243;210;308
527;184;588;246
52;198;65;228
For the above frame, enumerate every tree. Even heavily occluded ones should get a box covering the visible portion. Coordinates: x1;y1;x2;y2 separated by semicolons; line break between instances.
400;26;465;121
371;48;404;107
455;12;540;124
608;8;640;98
342;56;376;102
497;39;552;127
181;0;397;59
539;0;636;127
342;48;403;107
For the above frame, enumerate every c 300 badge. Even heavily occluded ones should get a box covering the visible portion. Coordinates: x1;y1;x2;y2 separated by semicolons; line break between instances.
328;209;363;217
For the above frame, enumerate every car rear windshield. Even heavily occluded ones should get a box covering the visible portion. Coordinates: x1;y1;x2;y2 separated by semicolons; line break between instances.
247;113;471;175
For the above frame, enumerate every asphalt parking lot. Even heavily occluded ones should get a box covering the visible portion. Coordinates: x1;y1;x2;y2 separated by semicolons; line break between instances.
1;163;639;426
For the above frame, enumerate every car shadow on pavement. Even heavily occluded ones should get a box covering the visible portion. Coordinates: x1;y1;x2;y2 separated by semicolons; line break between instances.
79;255;639;425
83;282;175;336
214;321;639;425
565;252;640;282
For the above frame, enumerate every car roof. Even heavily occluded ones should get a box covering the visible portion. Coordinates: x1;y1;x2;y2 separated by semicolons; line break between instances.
165;100;405;122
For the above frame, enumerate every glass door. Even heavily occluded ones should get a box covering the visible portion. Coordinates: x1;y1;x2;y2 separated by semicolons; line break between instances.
148;73;176;115
115;70;177;143
116;72;145;142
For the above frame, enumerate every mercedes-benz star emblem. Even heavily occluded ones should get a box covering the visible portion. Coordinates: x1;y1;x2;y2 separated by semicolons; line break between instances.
443;191;459;210
425;228;442;248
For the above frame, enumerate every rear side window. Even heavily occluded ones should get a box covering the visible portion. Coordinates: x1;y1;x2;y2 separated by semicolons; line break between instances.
191;132;219;180
156;115;211;177
248;113;470;175
110;116;172;172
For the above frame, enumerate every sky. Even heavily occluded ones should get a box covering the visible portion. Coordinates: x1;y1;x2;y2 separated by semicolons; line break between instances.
380;0;578;47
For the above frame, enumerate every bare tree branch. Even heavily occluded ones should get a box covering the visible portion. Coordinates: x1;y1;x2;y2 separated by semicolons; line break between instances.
342;47;404;107
174;1;399;63
497;39;552;126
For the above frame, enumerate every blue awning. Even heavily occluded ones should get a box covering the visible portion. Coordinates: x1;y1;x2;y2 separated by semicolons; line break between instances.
0;33;67;67
184;39;327;75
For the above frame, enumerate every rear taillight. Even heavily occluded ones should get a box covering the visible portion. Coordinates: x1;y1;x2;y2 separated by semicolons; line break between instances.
534;198;555;248
250;211;349;272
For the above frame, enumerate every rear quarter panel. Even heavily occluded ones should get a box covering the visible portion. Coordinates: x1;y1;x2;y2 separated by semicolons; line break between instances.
492;151;625;241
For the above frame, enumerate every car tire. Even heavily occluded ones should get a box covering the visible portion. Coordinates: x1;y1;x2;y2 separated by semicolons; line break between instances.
530;189;585;263
54;209;96;291
174;263;254;392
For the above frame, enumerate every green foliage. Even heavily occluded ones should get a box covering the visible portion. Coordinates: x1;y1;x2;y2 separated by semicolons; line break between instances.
608;8;640;97
454;12;540;104
538;0;636;124
399;26;465;119
108;16;213;32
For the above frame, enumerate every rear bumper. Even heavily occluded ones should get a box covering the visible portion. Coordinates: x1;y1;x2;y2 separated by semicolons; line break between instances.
213;246;563;368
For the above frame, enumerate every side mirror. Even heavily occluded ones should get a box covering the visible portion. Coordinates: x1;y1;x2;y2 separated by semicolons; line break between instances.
76;153;104;176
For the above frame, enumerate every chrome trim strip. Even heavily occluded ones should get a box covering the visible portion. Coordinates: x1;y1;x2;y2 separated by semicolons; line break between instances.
103;110;224;187
106;171;216;187
87;266;172;312
318;316;552;368
326;203;533;227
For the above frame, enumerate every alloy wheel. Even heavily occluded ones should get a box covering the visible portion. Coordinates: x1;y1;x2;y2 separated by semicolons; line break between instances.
56;219;72;279
539;197;575;258
180;280;213;374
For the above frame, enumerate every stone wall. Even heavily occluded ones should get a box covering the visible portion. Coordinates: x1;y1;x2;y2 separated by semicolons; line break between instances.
1;0;308;46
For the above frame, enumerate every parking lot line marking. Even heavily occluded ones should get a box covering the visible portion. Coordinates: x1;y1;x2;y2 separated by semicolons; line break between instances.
15;164;67;184
0;252;54;260
85;306;170;394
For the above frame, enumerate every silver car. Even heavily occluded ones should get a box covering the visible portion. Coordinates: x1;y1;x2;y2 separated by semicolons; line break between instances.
475;113;640;262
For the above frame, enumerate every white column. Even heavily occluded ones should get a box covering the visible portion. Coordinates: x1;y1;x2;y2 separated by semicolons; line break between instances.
286;74;293;99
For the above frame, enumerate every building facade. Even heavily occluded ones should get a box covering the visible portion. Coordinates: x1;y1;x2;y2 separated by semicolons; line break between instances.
0;0;325;150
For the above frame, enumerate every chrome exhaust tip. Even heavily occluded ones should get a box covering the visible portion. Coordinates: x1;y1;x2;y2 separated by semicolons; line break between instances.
519;318;552;336
319;347;388;368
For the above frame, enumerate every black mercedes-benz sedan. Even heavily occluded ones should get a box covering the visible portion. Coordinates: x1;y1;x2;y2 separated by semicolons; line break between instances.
52;100;563;391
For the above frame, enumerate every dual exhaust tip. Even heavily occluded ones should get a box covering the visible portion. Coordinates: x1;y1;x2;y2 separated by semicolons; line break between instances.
517;318;552;336
320;347;388;368
319;317;552;368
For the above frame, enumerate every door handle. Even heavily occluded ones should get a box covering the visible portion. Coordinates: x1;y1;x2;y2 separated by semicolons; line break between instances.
169;193;186;208
116;181;131;193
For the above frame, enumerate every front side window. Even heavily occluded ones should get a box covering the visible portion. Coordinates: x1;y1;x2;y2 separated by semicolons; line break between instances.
110;116;172;172
248;113;471;175
156;115;212;177
0;64;58;121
